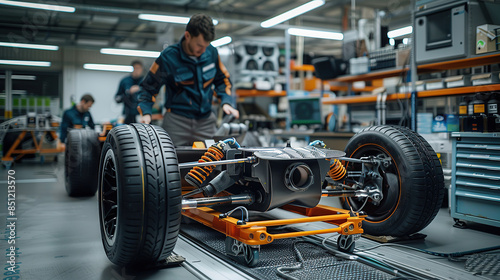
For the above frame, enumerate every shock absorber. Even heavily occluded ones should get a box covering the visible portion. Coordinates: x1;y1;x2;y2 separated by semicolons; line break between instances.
329;159;347;181
185;138;241;188
185;142;225;188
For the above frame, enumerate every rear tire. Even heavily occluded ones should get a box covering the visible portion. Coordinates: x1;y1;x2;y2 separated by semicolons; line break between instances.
65;129;100;197
98;123;182;267
342;125;444;237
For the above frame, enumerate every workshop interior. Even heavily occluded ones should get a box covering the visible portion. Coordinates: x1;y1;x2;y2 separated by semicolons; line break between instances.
1;0;500;279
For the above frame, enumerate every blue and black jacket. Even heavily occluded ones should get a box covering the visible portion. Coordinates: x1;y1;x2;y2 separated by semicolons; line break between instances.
59;105;95;143
137;36;233;119
115;75;142;117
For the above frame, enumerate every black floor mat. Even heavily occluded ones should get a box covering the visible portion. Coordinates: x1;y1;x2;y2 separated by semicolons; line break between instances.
180;222;396;280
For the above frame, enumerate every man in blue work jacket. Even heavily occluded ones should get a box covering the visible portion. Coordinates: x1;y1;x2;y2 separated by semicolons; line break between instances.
59;94;95;143
115;60;144;124
138;13;239;146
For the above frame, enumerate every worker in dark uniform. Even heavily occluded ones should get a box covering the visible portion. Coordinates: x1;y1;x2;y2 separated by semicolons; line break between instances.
138;13;239;146
59;94;95;144
115;60;144;124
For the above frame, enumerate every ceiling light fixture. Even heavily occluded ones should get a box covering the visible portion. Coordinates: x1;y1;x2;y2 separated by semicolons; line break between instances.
0;75;36;80
287;28;343;40
261;0;325;28
0;60;51;67
387;26;413;38
0;42;59;51
100;48;160;58
0;0;75;13
83;64;133;72
211;36;232;48
139;14;218;25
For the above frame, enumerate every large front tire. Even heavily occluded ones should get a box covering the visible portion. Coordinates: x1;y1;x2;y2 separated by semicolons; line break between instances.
98;124;182;267
343;125;444;237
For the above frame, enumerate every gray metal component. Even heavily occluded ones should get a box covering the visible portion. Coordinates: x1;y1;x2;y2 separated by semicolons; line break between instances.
322;189;383;202
240;146;345;160
175;236;255;280
178;156;256;169
248;158;330;211
201;170;237;197
182;194;253;210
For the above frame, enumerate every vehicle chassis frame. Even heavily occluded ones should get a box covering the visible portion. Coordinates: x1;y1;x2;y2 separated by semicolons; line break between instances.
179;155;375;248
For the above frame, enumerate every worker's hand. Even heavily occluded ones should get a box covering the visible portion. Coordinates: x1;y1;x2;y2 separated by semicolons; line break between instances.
222;104;240;119
130;85;140;94
141;114;152;124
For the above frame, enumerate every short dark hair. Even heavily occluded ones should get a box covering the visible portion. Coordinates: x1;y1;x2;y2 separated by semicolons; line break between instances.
81;94;94;103
131;60;143;67
186;14;215;42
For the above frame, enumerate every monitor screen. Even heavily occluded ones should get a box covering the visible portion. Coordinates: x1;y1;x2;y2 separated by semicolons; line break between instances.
289;97;322;125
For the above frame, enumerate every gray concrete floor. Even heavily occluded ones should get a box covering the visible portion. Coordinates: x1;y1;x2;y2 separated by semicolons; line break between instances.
0;160;198;280
1;158;499;279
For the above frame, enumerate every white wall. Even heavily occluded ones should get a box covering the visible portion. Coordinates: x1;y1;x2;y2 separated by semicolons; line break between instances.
61;47;155;123
73;69;125;123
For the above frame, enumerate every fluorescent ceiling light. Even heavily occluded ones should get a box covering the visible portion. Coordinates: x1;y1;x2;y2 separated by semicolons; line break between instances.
139;14;218;25
0;0;75;13
100;48;160;58
0;75;36;80
0;60;51;67
287;28;343;40
211;36;232;47
261;0;325;28
0;42;59;51
83;64;133;72
387;26;413;38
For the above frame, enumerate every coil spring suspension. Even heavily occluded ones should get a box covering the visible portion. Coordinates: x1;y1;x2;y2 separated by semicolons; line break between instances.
329;159;347;181
185;142;225;188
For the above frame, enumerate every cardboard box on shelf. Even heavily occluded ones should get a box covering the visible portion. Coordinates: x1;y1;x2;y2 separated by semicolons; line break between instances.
476;24;500;54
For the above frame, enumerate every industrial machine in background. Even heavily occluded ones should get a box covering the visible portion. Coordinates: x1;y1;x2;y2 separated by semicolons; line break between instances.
415;0;500;64
220;40;280;91
97;124;444;268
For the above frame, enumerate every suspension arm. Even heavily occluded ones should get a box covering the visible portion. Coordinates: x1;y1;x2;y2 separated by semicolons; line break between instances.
179;156;256;169
322;189;382;202
182;194;253;210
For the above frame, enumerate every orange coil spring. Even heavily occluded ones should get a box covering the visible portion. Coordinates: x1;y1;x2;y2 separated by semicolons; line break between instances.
328;159;347;181
186;145;225;187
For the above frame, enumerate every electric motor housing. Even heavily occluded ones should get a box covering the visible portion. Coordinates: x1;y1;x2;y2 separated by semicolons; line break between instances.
234;146;341;212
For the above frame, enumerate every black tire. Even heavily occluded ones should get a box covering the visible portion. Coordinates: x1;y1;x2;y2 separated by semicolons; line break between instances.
64;129;100;197
98;123;182;267
342;125;444;237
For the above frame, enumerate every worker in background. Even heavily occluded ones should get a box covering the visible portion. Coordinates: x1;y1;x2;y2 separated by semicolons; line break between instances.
59;94;95;144
138;13;239;146
115;60;144;124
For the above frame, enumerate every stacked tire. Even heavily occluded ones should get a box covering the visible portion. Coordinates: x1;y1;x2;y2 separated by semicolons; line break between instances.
64;129;101;197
